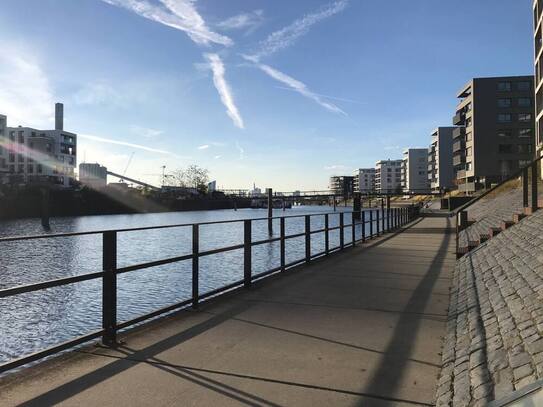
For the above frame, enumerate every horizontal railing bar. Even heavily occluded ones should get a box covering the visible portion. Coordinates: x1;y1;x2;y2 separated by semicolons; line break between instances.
117;254;193;275
284;258;306;269
0;272;105;299
199;279;245;301
251;236;282;246
284;232;306;240
199;243;245;257
309;228;326;235
117;298;193;330
0;209;402;243
251;266;282;281
0;329;104;374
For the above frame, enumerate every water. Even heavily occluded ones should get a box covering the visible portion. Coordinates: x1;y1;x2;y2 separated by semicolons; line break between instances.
0;206;389;365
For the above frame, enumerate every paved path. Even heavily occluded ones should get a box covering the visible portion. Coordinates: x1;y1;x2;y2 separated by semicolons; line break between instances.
0;217;455;407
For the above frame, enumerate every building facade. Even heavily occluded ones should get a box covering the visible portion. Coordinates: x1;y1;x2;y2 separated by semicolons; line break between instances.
79;163;107;189
0;114;7;181
452;76;535;193
329;175;354;197
428;127;455;192
3;103;77;188
375;159;402;193
353;168;375;193
401;148;429;193
535;1;543;154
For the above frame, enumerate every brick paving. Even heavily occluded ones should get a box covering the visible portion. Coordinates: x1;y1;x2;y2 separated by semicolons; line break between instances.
458;187;523;250
436;208;543;406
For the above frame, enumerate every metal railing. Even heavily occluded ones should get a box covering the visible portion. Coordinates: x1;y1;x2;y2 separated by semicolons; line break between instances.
0;205;419;374
454;155;543;256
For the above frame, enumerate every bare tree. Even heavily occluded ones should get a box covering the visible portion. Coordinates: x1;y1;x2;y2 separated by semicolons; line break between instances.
166;165;209;193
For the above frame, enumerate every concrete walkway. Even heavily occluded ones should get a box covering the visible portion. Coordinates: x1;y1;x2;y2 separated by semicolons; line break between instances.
0;217;456;407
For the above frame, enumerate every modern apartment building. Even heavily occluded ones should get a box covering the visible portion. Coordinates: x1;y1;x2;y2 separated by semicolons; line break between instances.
329;175;354;197
452;76;535;193
428;127;455;192
375;159;402;193
353;168;375;193
79;163;107;189
3;103;77;187
401;148;429;193
535;1;543;154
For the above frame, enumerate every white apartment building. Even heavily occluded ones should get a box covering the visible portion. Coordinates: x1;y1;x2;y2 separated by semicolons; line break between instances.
79;163;107;189
428;127;455;192
375;159;402;193
3;103;77;187
401;148;429;193
353;168;375;193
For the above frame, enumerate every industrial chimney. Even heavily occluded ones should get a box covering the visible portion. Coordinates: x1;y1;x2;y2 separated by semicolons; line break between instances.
55;103;64;131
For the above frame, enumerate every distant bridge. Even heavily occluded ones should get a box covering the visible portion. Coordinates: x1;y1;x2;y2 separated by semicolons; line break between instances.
107;171;160;191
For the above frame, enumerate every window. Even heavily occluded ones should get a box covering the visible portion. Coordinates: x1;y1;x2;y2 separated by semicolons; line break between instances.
466;162;472;171
466;147;472;156
498;144;513;153
466;132;472;141
519;113;532;122
37;164;42;174
519;159;532;167
17;164;24;173
466;117;472;127
17;154;24;162
18;131;23;143
498;114;512;123
517;144;533;154
518;98;532;107
27;164;33;173
519;129;533;138
498;130;512;137
517;82;531;91
9;165;14;173
497;82;512;91
498;98;512;108
8;153;14;163
9;131;15;141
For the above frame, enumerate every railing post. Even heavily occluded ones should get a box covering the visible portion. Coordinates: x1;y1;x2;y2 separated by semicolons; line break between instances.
386;196;391;231
381;199;385;232
523;167;529;208
102;231;117;346
352;212;356;246
339;212;344;249
458;210;468;231
305;215;311;262
455;212;460;257
244;220;252;288
325;214;330;254
531;163;538;211
267;188;273;234
369;209;373;238
361;210;366;242
376;209;380;236
192;224;199;309
280;217;286;271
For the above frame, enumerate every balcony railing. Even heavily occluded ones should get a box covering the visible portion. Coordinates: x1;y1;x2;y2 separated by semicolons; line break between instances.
452;126;466;139
453;154;466;167
453;113;465;126
453;139;465;153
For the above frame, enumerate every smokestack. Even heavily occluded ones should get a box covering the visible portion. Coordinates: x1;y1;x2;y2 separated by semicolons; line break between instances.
55;103;64;131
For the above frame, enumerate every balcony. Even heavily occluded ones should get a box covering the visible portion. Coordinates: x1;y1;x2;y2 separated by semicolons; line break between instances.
453;139;465;153
453;154;466;167
452;112;465;126
452;126;466;139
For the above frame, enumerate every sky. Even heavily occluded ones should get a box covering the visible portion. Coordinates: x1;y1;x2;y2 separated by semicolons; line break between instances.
0;0;534;190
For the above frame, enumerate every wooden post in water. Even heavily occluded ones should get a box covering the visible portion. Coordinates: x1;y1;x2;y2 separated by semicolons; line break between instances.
353;193;361;220
267;188;273;234
40;187;51;230
333;196;337;211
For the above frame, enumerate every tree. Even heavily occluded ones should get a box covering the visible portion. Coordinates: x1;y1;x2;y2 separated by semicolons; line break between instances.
166;165;209;193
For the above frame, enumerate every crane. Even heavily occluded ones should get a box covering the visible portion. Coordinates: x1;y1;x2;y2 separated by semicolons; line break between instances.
120;152;135;183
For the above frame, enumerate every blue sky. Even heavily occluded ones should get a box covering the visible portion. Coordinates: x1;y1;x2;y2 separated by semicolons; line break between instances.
0;0;534;190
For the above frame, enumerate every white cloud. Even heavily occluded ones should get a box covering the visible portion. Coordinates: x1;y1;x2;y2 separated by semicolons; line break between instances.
204;53;244;129
248;59;346;115
79;133;179;156
130;125;163;138
197;144;209;150
248;0;348;60
101;0;232;46
235;141;244;160
275;86;364;105
324;164;349;172
0;44;55;128
217;10;263;32
214;155;221;159
73;82;122;106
